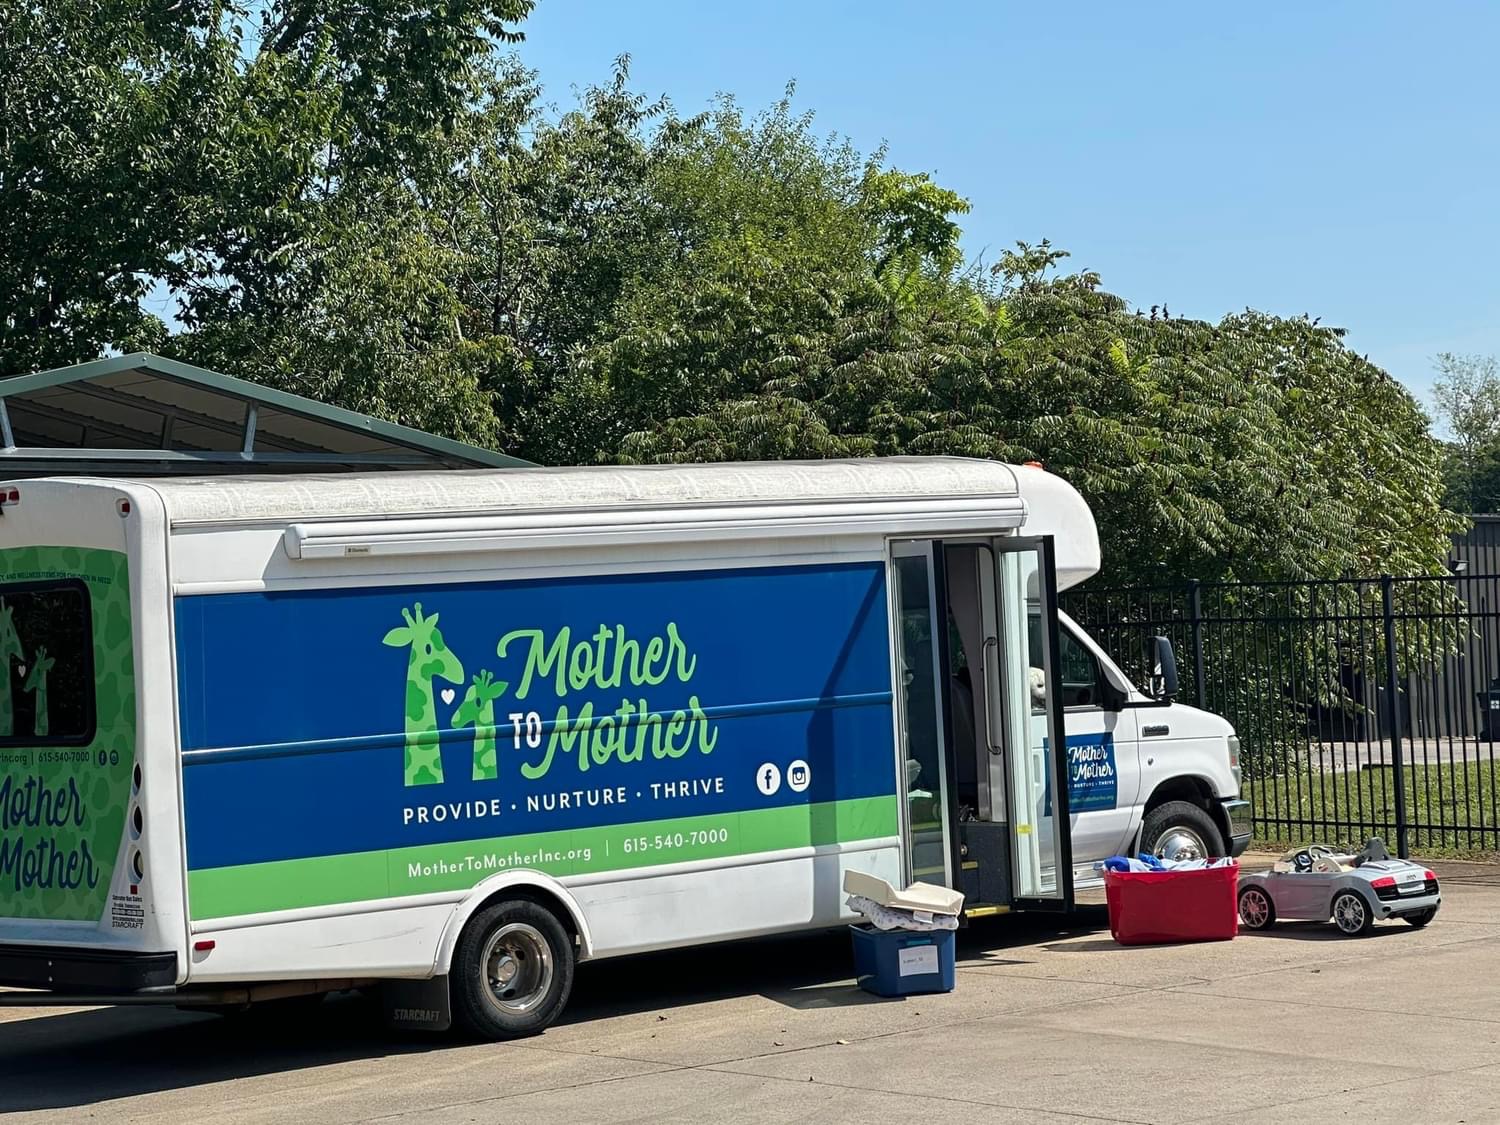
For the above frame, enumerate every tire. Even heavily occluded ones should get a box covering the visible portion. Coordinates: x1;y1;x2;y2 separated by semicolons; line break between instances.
1332;890;1374;936
1237;885;1276;931
1405;906;1439;928
1140;800;1225;861
452;898;575;1040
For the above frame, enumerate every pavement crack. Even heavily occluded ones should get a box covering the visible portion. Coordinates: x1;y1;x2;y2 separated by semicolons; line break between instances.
695;1065;1153;1124
348;1063;691;1123
1161;984;1500;1029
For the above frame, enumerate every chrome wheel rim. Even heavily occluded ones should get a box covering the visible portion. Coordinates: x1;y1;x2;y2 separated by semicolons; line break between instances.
1240;889;1271;928
480;922;554;1015
1333;894;1366;934
1155;826;1208;862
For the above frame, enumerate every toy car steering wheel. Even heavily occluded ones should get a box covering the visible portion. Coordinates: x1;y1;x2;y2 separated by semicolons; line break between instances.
1294;845;1338;872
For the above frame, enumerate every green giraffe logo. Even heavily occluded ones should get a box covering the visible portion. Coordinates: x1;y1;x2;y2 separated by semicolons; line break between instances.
0;600;23;739
23;644;54;737
383;603;465;787
452;669;510;781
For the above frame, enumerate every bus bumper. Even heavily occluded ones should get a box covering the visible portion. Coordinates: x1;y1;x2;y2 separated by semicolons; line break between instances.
0;943;177;994
1221;799;1252;857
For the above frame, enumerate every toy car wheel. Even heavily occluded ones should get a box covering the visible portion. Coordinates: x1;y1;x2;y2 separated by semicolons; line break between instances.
1404;906;1438;928
1332;890;1374;936
1237;885;1276;930
452;898;576;1040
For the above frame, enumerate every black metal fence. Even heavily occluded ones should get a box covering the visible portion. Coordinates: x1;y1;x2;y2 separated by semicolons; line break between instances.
1063;574;1500;858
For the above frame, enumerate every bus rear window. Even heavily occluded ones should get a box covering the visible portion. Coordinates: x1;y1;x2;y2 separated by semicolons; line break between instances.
0;580;95;746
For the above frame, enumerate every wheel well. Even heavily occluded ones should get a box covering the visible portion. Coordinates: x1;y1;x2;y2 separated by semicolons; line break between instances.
1145;776;1215;814
466;884;583;950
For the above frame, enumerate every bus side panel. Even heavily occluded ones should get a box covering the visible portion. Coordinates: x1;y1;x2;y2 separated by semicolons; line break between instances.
174;560;899;974
569;845;904;958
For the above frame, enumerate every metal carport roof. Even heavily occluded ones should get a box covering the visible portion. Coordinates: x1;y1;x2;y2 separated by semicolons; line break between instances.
0;353;529;477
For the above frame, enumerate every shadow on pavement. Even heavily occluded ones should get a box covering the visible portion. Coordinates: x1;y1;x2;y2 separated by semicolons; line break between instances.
1234;922;1419;941
566;909;1106;1019
0;993;437;1114
0;909;1110;1112
1045;920;1421;952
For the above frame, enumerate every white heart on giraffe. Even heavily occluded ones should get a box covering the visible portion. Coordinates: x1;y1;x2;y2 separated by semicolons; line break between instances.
440;688;456;705
16;665;23;677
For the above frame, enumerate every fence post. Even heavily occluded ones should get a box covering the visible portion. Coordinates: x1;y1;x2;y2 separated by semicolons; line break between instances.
1381;576;1410;859
1189;579;1206;711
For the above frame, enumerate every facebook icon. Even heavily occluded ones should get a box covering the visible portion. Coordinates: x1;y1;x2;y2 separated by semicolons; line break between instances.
755;762;782;796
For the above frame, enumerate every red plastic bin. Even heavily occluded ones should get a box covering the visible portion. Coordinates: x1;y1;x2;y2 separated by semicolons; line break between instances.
1103;862;1240;945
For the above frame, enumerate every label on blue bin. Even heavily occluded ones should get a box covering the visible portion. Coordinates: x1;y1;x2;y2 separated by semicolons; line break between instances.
898;945;940;977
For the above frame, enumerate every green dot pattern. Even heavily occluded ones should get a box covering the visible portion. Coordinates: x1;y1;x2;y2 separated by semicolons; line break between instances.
0;547;135;922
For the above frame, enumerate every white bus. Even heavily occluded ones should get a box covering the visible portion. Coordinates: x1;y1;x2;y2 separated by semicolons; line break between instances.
0;458;1247;1038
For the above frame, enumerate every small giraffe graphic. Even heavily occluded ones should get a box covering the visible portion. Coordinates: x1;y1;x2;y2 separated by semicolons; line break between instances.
383;603;465;786
452;669;510;781
0;600;23;739
23;644;54;738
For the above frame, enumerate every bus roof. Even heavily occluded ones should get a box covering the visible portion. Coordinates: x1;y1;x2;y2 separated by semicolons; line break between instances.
47;457;1103;589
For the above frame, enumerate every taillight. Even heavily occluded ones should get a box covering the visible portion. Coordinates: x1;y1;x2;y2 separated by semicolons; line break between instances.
1371;876;1396;889
1424;870;1437;882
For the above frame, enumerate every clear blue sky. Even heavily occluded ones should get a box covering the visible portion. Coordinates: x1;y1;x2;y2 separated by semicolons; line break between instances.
516;1;1500;414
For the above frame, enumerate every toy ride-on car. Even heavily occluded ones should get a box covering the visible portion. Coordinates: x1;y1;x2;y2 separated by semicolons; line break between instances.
1237;839;1440;936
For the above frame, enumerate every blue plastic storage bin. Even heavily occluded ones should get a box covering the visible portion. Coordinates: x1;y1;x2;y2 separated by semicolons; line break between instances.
849;924;956;997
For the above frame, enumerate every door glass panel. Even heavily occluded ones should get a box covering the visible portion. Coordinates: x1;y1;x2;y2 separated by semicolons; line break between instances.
992;545;1067;901
891;545;952;888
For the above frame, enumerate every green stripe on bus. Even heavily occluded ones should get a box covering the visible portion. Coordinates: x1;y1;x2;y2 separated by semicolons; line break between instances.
187;795;898;921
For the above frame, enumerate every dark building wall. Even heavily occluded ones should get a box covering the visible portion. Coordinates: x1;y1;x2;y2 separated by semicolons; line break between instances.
1452;515;1500;576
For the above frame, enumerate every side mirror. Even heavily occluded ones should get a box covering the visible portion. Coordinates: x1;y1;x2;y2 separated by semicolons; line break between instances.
1148;635;1179;701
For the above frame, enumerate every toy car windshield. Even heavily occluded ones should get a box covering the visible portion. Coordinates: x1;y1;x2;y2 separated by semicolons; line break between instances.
1273;838;1393;874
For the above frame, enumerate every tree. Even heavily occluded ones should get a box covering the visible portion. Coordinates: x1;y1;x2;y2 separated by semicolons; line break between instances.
620;241;1462;586
1431;353;1500;513
0;0;533;379
175;56;678;450
2;32;1465;592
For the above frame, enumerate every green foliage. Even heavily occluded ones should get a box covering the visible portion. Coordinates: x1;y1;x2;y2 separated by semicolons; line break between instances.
0;25;1465;589
0;2;234;373
622;238;1462;586
0;0;532;380
1432;353;1500;514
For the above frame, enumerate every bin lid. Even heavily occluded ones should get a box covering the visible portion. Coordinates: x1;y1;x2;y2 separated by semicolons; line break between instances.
844;870;965;915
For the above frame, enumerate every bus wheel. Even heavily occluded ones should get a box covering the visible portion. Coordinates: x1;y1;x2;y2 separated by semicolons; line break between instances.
1140;800;1224;861
452;898;575;1040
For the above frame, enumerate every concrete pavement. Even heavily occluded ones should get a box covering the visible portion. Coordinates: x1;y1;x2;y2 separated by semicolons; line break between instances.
3;875;1500;1123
